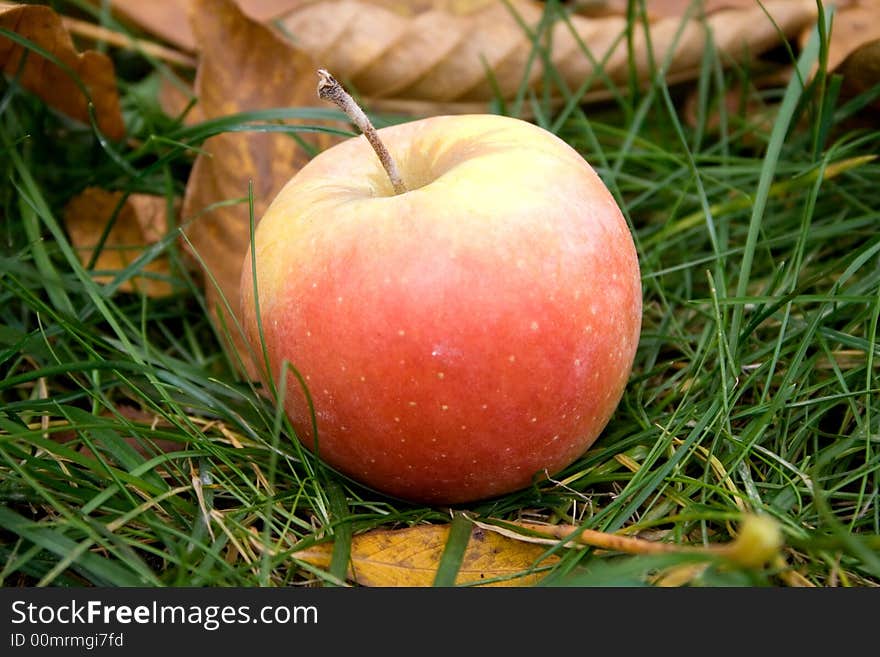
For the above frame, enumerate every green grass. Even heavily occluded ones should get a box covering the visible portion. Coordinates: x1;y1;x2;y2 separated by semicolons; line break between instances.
1;1;879;587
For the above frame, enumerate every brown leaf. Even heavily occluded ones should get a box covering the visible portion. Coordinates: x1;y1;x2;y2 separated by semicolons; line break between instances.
0;3;124;139
824;1;880;111
274;0;817;115
837;38;880;106
158;73;202;124
105;0;309;52
65;188;176;297
61;15;196;68
794;1;880;115
294;524;558;586
574;0;796;20
108;1;816;115
180;0;338;378
811;0;879;74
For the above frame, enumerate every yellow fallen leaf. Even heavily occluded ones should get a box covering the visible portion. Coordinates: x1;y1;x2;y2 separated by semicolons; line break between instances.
65;188;176;297
0;2;124;139
293;524;559;586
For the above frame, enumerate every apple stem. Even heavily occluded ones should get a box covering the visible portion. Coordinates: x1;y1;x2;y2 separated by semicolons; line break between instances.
317;69;408;195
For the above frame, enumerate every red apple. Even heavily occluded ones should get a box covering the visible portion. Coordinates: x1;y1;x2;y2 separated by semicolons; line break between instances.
240;113;641;504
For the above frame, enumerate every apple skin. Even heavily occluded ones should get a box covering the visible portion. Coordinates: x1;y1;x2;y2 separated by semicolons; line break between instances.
240;114;641;504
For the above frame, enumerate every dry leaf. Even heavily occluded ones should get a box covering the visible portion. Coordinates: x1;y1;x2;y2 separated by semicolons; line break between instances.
61;15;196;68
158;74;203;124
107;1;816;116
294;524;558;586
794;1;880;114
104;0;309;51
575;0;795;20
824;1;880;110
65;188;176;297
837;38;880;105
276;0;817;114
105;0;196;51
0;3;124;139
809;0;878;74
180;0;338;378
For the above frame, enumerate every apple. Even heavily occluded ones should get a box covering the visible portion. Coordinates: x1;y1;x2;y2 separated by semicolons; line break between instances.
240;109;642;504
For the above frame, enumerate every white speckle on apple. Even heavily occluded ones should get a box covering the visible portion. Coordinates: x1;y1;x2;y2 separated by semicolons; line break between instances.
311;282;317;288
441;404;449;411
399;359;406;365
408;401;417;407
430;343;463;360
394;417;401;423
508;355;516;363
437;372;445;379
552;434;560;441
305;330;312;337
461;425;467;430
322;389;330;395
584;324;593;333
481;404;488;410
336;296;343;303
574;358;581;366
398;329;406;336
431;437;437;443
530;321;539;331
360;375;366;382
440;453;447;458
590;305;598;315
530;417;538;423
